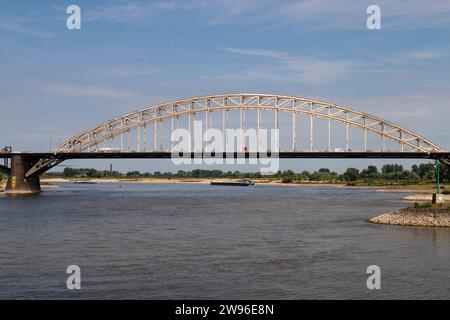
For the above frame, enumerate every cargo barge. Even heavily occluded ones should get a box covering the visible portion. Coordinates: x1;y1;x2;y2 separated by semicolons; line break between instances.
210;179;254;186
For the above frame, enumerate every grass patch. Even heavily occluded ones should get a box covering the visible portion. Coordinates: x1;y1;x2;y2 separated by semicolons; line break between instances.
413;201;450;210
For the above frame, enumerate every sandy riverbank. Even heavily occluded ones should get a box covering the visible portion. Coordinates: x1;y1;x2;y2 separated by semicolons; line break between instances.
38;178;449;192
2;178;378;194
403;194;450;201
42;178;446;189
42;178;213;184
41;178;377;188
369;208;450;227
375;185;448;193
374;185;450;201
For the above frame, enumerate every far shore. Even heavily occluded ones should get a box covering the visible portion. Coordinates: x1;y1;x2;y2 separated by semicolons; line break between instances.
40;177;444;190
40;178;360;188
41;178;448;191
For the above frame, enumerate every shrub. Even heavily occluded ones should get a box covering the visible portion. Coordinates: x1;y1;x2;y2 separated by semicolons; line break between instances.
414;202;432;209
343;168;360;182
282;176;294;183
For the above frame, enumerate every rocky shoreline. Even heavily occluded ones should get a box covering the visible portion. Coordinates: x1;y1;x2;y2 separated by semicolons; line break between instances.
369;208;450;227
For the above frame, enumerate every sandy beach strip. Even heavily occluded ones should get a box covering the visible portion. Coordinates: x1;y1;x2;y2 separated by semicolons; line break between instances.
402;194;450;201
40;178;377;188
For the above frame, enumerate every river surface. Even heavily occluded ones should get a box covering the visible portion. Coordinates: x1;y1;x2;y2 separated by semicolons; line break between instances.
0;183;449;299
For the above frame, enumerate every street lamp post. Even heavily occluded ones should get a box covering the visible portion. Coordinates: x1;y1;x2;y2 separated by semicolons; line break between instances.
432;159;445;204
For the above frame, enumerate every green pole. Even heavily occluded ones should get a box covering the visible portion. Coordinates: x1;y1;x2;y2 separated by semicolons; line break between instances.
436;159;440;194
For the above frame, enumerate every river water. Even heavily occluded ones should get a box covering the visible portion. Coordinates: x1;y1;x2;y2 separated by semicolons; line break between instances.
0;183;449;299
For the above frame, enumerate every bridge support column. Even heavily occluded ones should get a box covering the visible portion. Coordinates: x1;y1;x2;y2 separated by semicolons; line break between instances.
4;155;41;195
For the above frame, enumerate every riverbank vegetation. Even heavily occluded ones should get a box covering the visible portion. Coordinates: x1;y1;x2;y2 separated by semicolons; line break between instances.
413;201;450;210
41;163;450;186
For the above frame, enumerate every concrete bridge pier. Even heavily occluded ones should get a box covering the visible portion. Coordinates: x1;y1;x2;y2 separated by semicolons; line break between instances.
4;155;41;195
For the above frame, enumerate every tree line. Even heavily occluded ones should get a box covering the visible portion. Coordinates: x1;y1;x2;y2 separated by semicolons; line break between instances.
40;163;450;184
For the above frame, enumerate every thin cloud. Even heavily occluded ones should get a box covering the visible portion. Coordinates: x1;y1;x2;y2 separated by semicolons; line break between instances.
381;0;450;28
401;48;448;60
79;0;269;25
349;92;450;124
187;0;273;25
0;20;54;38
41;83;144;100
224;47;353;84
75;0;450;29
84;1;177;23
91;65;159;78
275;0;450;29
224;48;284;59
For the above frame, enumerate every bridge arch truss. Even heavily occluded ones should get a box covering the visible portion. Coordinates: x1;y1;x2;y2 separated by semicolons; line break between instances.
52;94;445;154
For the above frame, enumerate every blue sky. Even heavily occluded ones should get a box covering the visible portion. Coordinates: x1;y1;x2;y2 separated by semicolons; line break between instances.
1;0;450;172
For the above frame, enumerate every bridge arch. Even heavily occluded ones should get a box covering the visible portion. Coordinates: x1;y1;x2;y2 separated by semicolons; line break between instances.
52;93;445;153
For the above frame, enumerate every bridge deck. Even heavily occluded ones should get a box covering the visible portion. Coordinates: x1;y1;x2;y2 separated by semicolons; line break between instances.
1;151;449;159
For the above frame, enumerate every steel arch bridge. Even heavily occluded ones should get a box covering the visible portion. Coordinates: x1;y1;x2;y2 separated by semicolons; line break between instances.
53;93;444;154
1;93;449;194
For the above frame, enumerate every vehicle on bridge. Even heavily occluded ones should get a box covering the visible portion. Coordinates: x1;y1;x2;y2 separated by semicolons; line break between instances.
1;146;12;154
96;147;121;153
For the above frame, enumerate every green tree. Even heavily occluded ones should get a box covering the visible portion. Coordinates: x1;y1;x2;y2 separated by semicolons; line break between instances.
441;163;450;182
281;170;296;183
343;168;360;182
361;165;378;179
412;163;435;180
399;170;415;180
310;169;337;181
381;164;403;174
126;171;141;177
411;164;420;176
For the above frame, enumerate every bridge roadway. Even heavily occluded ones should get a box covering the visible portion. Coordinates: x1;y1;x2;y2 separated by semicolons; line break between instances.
2;151;450;160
